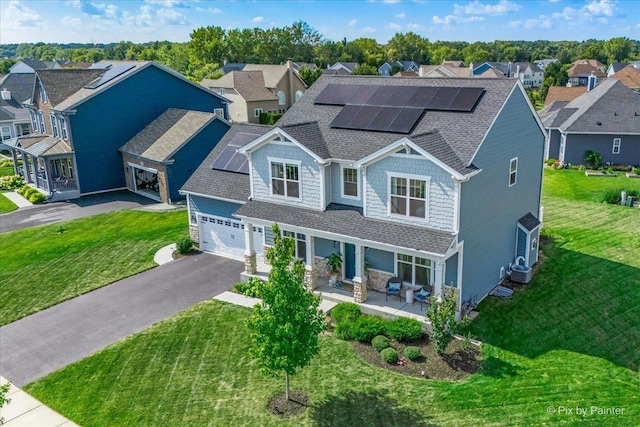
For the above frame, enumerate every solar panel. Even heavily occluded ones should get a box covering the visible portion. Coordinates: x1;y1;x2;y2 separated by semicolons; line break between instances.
386;108;424;133
386;87;417;107
84;64;136;89
330;105;362;128
211;146;236;170
406;87;438;108
314;84;362;105
425;87;460;110
367;86;398;106
447;87;485;112
334;84;362;104
314;84;342;104
331;106;422;134
349;85;378;105
369;105;402;131
351;105;382;129
225;151;249;173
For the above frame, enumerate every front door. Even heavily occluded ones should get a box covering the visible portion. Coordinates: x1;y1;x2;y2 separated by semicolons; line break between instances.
344;243;356;281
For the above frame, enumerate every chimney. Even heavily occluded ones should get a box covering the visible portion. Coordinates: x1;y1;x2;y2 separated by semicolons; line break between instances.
515;64;520;79
587;71;596;92
287;59;294;108
507;62;512;78
1;88;10;100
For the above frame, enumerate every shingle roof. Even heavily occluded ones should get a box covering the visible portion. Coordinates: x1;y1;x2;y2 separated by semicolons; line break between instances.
0;73;36;103
609;65;640;89
119;108;219;163
567;63;606;78
544;86;587;106
242;64;288;89
518;212;540;231
321;68;351;76
234;200;456;256
276;75;518;172
36;69;104;108
546;79;640;133
180;123;272;202
19;59;50;71
6;135;72;156
203;71;277;102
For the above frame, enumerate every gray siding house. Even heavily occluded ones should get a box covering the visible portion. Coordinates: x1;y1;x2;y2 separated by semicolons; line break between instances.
181;75;546;315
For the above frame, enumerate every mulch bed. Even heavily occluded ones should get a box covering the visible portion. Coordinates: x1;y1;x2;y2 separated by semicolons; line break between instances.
350;336;481;381
267;390;309;418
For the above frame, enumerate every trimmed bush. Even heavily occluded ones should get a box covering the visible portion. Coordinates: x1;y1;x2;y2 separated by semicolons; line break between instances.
334;323;354;341
386;317;423;342
404;346;421;361
0;175;25;191
545;158;556;167
371;335;390;352
380;347;398;364
331;302;361;326
232;277;264;298
351;315;388;342
176;235;193;254
28;192;46;204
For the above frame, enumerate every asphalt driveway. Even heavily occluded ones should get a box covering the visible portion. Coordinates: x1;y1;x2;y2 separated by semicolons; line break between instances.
0;253;243;387
0;190;156;233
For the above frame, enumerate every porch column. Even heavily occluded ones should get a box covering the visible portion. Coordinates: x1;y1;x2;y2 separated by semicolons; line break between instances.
43;158;52;193
353;244;367;303
30;155;37;183
243;222;257;274
433;260;445;301
304;235;317;290
10;149;19;175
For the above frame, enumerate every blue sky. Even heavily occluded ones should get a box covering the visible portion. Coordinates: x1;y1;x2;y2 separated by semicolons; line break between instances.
1;0;638;44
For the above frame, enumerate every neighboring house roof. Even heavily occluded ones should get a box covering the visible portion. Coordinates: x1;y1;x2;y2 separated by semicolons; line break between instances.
274;75;522;175
609;65;640;90
542;79;640;133
0;99;30;122
419;65;471;78
608;62;628;74
397;61;418;71
571;59;605;70
393;71;418;77
18;59;51;71
242;64;291;89
235;200;456;256
534;58;559;68
0;73;36;104
321;68;352;76
36;69;105;107
329;62;358;72
204;71;277;101
180;123;271;202
442;60;465;67
222;63;246;74
4;135;72;156
544;86;587;106
567;63;606;78
119;108;220;164
477;68;505;78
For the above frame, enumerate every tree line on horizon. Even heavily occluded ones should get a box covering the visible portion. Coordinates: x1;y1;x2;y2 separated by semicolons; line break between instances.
1;21;637;85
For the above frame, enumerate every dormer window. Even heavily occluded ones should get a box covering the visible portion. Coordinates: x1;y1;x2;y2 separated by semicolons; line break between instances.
342;166;358;198
270;160;300;199
37;110;45;133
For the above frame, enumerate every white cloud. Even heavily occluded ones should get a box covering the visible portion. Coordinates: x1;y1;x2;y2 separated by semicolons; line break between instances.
157;7;188;24
61;15;84;28
196;7;222;13
551;0;617;22
145;0;190;7
349;19;357;26
134;5;154;27
523;15;551;29
552;7;577;20
386;22;403;30
252;16;264;23
433;14;485;25
584;0;616;17
360;27;377;33
454;0;521;16
396;13;406;19
407;22;426;30
3;1;46;29
66;0;82;8
508;20;521;27
382;0;401;3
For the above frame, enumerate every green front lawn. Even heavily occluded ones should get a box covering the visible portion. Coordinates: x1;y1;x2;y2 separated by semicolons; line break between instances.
0;192;18;214
23;169;640;425
0;165;15;177
0;210;187;325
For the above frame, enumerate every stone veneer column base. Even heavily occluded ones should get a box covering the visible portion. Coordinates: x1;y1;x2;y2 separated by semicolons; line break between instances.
353;278;367;303
244;254;257;274
304;267;318;290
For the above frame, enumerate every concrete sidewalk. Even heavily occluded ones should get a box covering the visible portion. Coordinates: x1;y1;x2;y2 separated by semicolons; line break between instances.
214;291;338;314
2;191;31;208
0;376;78;426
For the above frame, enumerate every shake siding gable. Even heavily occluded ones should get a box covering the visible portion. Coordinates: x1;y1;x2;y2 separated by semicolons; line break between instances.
250;142;321;209
458;87;545;304
330;162;363;208
69;65;228;194
365;154;455;232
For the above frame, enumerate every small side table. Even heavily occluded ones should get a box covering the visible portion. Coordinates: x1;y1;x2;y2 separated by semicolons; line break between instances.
405;289;413;304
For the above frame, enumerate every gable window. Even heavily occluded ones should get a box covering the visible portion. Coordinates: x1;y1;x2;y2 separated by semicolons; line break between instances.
277;91;286;106
342;167;358;198
254;108;263;118
219;88;225;96
283;231;306;261
50;114;59;137
509;157;518;187
397;254;431;287
271;160;300;198
295;90;303;101
0;126;11;141
37;110;45;133
214;108;224;118
389;175;428;219
59;117;68;140
38;82;47;103
612;138;621;154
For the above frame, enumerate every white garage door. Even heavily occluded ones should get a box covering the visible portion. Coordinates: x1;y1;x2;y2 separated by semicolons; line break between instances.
199;215;263;261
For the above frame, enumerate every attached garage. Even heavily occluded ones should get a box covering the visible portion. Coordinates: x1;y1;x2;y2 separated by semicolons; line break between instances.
199;214;264;261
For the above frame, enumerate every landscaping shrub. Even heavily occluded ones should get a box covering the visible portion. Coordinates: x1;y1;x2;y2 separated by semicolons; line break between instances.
545;158;556;167
386;317;423;342
610;164;631;172
176;235;193;254
351;315;388;342
258;112;283;125
0;175;24;190
334;323;354;341
0;159;14;168
404;346;421;361
371;335;390;352
584;150;603;169
634;167;640;175
602;189;640;205
28;192;46;204
331;302;361;326
380;347;398;364
232;277;264;298
552;160;563;169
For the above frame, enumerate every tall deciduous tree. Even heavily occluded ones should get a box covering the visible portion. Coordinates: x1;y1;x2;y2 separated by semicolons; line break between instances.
247;224;325;401
297;65;322;87
386;32;430;64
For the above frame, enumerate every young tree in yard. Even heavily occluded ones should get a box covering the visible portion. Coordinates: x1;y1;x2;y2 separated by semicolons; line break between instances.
247;224;325;402
426;290;462;355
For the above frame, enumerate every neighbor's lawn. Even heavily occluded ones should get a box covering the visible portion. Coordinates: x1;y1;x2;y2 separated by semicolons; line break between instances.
0;165;15;177
24;169;640;426
0;210;187;325
0;192;18;214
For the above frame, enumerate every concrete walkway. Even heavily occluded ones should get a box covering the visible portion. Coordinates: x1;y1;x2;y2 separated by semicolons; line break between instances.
2;191;31;208
0;376;78;426
214;291;338;314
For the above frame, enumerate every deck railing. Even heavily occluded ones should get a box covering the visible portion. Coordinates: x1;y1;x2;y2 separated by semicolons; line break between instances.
36;176;49;192
52;179;77;192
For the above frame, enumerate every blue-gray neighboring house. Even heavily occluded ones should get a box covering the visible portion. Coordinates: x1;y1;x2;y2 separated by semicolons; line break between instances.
539;79;640;166
379;61;420;76
181;75;546;315
5;61;229;202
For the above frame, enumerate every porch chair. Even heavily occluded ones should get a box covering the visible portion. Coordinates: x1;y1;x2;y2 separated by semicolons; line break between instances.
413;285;432;310
385;277;403;301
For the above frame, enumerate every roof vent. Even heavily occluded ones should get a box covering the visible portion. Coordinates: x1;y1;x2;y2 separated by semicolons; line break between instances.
0;88;10;100
596;121;602;126
635;112;639;116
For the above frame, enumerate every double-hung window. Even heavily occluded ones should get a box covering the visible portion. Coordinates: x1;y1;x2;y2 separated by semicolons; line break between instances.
60;117;68;140
37;110;45;133
509;157;518;187
271;161;300;198
50;114;59;137
342;167;358;198
397;254;431;286
254;108;263;118
283;231;306;261
0;126;11;141
30;110;38;132
612;138;621;154
390;175;428;219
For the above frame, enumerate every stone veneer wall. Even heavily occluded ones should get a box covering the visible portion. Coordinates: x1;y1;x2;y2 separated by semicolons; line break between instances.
189;224;199;244
367;268;395;291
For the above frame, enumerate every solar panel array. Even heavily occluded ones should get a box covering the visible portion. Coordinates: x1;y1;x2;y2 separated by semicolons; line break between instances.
211;132;259;174
85;64;136;89
316;84;484;134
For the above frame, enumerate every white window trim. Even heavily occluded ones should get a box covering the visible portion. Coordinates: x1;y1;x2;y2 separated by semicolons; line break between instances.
219;88;225;96
37;110;45;133
509;157;518;187
340;164;359;200
267;157;302;201
0;125;11;141
214;108;224;118
59;117;68;140
254;108;263;118
30;110;38;131
283;230;307;261
612;138;621;154
386;172;430;221
395;253;434;287
50;113;59;137
277;91;286;106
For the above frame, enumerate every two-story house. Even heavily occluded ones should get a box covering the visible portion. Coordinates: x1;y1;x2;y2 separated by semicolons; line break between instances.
182;75;546;314
0;73;35;144
5;61;230;203
379;61;420;76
